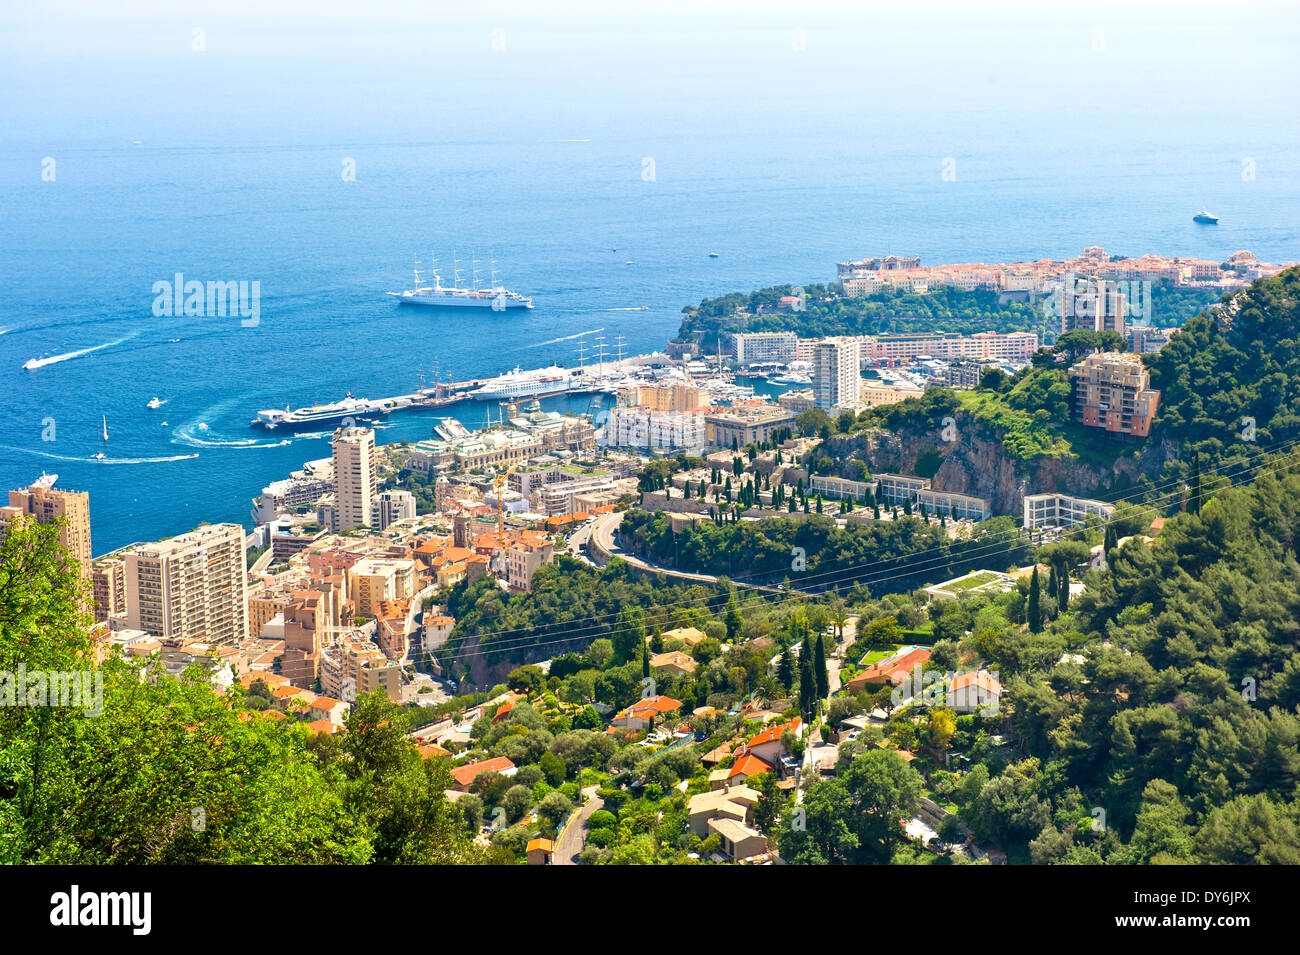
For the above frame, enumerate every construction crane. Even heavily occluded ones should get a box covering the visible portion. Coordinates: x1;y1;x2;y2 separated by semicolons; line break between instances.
489;461;522;577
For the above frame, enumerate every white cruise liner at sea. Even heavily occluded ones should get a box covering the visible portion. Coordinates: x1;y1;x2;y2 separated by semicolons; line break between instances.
389;253;533;310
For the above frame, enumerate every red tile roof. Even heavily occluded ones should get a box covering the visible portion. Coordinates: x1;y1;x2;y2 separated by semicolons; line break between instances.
728;752;775;779
451;756;516;789
746;717;802;749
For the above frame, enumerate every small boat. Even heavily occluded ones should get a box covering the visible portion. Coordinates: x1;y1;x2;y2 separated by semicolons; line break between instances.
93;415;108;460
1193;209;1219;224
147;397;163;409
709;252;720;258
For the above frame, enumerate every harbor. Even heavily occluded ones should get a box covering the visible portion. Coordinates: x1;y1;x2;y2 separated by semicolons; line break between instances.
247;348;761;433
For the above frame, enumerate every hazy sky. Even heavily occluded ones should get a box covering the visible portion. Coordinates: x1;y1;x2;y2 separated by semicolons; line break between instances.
3;1;1298;149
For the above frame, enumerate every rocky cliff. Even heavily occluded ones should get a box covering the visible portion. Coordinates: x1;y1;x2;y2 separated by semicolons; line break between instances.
821;414;1177;515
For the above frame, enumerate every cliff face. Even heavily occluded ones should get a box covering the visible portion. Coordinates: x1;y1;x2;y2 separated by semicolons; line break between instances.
822;415;1176;515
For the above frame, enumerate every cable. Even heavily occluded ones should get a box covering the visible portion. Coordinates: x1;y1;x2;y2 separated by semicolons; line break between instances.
437;438;1300;661
432;433;1300;653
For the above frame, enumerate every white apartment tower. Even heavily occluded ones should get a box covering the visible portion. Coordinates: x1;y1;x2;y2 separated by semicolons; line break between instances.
332;426;378;531
124;522;249;645
374;488;417;530
813;337;862;410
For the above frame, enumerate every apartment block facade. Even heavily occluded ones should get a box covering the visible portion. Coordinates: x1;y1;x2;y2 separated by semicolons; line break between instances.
1;475;92;578
331;426;377;531
733;331;798;365
1067;352;1160;438
124;523;249;645
812;337;862;410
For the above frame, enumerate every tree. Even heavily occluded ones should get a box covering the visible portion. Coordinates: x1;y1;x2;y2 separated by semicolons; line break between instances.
1196;794;1300;865
926;707;957;754
536;791;574;831
798;646;817;724
502;784;533;824
1189;453;1203;515
1122;779;1194;864
724;596;743;641
612;608;645;665
539;750;567;787
507;665;545;694
1028;566;1043;634
778;777;859;864
783;750;922;865
796;407;832;437
752;772;782;835
813;633;829;700
776;641;796;692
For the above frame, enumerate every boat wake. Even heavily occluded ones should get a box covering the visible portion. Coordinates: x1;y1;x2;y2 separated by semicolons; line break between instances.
529;327;605;348
173;427;292;450
22;333;136;370
175;431;260;448
229;438;292;449
0;444;198;464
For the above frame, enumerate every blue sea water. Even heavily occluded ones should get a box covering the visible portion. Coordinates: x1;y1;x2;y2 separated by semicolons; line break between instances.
1;5;1298;552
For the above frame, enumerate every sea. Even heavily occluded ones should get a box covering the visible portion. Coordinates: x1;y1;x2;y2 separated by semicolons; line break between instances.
2;5;1298;553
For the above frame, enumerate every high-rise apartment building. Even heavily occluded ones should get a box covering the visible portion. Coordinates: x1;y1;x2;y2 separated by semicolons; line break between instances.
1061;276;1127;337
91;557;127;622
1;474;92;578
374;489;416;530
813;337;862;410
331;426;377;531
123;523;249;645
1067;352;1160;438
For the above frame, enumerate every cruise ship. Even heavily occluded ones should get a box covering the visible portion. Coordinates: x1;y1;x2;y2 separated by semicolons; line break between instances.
389;254;533;310
251;394;393;431
469;365;580;401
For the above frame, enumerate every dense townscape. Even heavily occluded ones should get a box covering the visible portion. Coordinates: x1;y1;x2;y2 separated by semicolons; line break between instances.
4;254;1300;866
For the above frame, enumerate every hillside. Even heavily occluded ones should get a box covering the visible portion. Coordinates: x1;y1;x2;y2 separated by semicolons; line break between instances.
824;267;1300;513
675;282;1223;354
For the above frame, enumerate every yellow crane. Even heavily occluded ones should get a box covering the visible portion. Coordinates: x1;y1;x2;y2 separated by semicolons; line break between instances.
490;461;522;575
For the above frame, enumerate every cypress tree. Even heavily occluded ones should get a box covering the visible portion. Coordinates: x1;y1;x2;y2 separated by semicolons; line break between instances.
814;633;829;699
1058;563;1069;613
777;640;795;691
1047;565;1058;603
1190;454;1203;515
798;647;816;723
1028;566;1043;633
